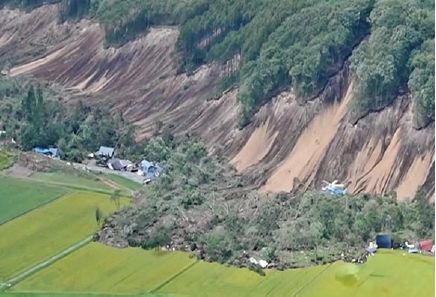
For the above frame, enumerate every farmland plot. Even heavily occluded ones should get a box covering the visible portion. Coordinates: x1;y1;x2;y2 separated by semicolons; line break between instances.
157;260;327;296
0;192;127;280
0;176;68;225
299;250;435;297
11;243;195;294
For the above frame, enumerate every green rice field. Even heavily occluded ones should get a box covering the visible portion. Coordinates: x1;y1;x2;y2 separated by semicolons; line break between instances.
0;192;128;280
11;243;196;294
158;258;327;296
9;242;434;297
0;176;69;225
299;250;435;297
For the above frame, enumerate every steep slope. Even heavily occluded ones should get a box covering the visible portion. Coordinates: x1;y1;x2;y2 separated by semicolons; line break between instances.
0;4;433;201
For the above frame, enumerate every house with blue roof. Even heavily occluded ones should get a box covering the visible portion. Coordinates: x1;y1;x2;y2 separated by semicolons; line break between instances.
138;159;163;182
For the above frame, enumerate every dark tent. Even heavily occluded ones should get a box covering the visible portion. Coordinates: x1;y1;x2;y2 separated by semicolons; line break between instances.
108;159;123;171
376;235;393;249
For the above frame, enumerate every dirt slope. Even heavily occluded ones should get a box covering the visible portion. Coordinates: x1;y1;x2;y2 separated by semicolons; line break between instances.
1;4;434;201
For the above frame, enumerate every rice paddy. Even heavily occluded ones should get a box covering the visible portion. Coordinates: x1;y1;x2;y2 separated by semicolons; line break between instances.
299;250;435;297
157;258;328;297
0;192;127;280
0;175;69;225
9;242;434;297
11;243;196;294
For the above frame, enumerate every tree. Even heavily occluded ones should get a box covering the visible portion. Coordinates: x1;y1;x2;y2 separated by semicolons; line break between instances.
95;207;103;226
111;190;122;210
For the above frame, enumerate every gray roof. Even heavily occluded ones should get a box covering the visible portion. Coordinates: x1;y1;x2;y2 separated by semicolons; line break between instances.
108;158;123;170
97;146;114;157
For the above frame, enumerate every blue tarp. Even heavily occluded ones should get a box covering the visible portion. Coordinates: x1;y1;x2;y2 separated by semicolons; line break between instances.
34;147;60;158
34;147;50;154
376;234;393;249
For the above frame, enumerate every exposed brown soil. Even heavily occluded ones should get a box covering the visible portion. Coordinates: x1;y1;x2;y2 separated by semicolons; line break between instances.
231;119;278;172
4;164;34;178
262;82;352;192
1;4;434;201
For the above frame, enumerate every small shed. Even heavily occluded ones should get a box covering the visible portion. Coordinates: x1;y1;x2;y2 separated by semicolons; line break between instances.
376;234;393;249
419;240;433;252
97;146;115;158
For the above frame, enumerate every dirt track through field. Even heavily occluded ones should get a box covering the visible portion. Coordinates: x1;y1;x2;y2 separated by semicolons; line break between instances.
2;236;92;289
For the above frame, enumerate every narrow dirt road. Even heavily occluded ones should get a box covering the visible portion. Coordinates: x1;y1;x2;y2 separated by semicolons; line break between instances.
1;236;92;290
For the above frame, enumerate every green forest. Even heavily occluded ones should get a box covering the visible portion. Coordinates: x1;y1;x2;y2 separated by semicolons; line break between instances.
1;0;434;128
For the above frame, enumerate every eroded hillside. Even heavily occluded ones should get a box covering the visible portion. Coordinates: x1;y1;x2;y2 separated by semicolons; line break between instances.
0;4;434;201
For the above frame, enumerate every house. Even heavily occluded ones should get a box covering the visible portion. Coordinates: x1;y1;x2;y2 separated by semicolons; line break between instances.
419;240;433;252
97;146;115;159
138;160;163;181
375;234;393;249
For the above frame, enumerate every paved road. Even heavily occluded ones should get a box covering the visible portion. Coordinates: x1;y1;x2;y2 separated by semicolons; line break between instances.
72;163;145;184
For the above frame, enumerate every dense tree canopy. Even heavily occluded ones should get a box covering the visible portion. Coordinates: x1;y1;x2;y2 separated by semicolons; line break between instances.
350;0;434;125
0;77;135;161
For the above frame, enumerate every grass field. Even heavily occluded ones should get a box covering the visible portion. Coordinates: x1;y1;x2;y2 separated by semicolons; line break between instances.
11;243;196;295
0;192;128;281
9;245;435;296
31;172;114;193
0;175;69;225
